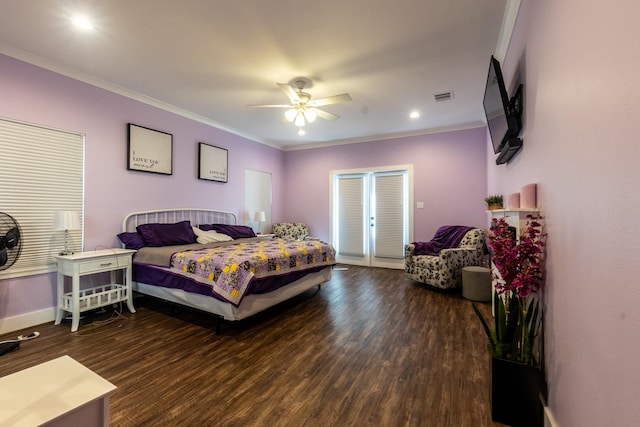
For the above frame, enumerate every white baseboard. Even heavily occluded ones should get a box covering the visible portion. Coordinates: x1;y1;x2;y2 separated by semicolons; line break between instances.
0;308;55;335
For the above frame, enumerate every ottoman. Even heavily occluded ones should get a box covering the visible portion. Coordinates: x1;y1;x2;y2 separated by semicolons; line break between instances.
462;266;491;302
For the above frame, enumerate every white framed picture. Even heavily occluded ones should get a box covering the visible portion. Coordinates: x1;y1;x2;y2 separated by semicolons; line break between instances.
127;123;173;175
198;142;228;183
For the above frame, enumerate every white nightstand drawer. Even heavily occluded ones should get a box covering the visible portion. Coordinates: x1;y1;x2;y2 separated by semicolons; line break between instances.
77;256;131;274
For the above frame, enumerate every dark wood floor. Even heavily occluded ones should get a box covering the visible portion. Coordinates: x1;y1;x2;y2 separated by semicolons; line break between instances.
0;266;500;426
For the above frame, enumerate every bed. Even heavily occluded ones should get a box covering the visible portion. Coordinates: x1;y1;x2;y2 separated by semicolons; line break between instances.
120;208;335;330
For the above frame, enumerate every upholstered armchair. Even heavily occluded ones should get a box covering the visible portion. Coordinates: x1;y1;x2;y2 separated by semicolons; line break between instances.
272;223;312;240
405;227;486;290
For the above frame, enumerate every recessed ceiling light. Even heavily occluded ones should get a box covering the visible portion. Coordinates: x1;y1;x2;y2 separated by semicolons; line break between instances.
409;111;421;119
72;15;93;30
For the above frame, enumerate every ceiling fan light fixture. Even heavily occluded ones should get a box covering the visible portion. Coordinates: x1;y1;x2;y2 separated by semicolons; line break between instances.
303;109;317;123
249;79;352;129
284;109;297;122
298;127;306;136
298;92;311;104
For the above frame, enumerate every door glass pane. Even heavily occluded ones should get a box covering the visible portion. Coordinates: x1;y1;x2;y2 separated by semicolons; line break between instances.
337;176;365;257
373;172;407;258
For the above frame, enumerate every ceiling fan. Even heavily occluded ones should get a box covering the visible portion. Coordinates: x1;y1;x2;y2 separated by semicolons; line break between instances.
248;79;352;129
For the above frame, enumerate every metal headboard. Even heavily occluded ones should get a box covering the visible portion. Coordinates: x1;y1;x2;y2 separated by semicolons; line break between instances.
122;208;237;232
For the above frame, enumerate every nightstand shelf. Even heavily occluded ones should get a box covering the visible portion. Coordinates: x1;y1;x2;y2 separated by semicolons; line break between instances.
60;284;128;312
55;248;136;332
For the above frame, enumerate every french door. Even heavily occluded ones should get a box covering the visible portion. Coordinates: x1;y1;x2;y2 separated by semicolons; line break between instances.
330;166;412;269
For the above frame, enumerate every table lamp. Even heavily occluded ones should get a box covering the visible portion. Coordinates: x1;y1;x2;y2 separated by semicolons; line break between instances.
54;211;81;255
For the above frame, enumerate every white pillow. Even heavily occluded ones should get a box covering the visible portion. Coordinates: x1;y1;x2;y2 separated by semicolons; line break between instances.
192;226;233;243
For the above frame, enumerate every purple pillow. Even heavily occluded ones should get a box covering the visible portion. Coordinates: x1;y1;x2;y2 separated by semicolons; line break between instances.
117;232;146;250
200;224;256;239
136;220;196;247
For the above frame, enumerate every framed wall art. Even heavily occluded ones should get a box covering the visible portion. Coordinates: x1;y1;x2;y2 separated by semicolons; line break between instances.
127;123;173;175
198;142;228;183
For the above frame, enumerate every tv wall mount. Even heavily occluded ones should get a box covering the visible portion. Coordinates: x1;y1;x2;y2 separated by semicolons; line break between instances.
497;84;524;165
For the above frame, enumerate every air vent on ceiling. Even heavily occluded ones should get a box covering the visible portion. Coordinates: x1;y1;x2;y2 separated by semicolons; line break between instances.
434;91;453;102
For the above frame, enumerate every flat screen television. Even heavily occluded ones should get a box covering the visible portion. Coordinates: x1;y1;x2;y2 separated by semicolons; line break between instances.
483;55;522;154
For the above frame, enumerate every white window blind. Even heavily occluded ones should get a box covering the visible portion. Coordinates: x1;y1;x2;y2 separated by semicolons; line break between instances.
337;175;366;257
373;172;407;258
244;169;272;232
0;118;84;279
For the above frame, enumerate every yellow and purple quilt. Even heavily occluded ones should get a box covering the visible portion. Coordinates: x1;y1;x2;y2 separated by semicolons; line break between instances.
169;238;336;305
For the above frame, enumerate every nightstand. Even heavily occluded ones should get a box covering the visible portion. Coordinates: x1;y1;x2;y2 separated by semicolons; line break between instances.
54;248;136;332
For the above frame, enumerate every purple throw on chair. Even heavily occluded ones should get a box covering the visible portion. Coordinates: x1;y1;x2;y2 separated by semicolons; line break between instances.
411;225;475;256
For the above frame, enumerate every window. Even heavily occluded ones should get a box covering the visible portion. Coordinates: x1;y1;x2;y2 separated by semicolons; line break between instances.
0;117;84;279
244;169;272;233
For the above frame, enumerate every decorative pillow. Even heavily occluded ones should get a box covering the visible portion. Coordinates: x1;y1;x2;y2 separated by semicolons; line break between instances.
117;232;146;250
191;226;233;243
199;224;256;239
136;220;196;247
273;223;310;240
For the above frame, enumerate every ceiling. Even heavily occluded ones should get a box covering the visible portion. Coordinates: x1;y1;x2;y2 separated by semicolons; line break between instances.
0;0;511;150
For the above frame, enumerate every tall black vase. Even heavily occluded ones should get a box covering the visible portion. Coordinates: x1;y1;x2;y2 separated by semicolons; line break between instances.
491;357;543;427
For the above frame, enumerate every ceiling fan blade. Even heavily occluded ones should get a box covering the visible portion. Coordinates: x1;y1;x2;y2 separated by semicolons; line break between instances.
311;107;339;121
277;83;300;103
246;104;292;108
309;93;352;107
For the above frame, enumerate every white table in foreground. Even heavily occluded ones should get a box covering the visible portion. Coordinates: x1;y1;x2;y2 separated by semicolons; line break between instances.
55;248;137;332
0;355;116;427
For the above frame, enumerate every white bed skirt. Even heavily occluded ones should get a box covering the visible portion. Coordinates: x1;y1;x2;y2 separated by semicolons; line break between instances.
133;267;332;321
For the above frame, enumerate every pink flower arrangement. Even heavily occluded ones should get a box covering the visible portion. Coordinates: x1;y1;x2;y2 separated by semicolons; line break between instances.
473;214;546;365
489;216;545;298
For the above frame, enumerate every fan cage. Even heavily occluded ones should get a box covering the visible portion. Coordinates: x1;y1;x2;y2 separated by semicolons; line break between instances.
0;212;23;271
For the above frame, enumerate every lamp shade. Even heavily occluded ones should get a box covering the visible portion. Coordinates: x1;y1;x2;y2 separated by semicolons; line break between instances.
53;211;81;231
284;109;297;122
304;109;317;123
254;211;266;222
294;113;305;127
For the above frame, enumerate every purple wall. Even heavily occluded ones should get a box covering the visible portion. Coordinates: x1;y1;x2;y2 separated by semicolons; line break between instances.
0;54;285;319
0;54;487;333
283;129;488;241
490;1;640;425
